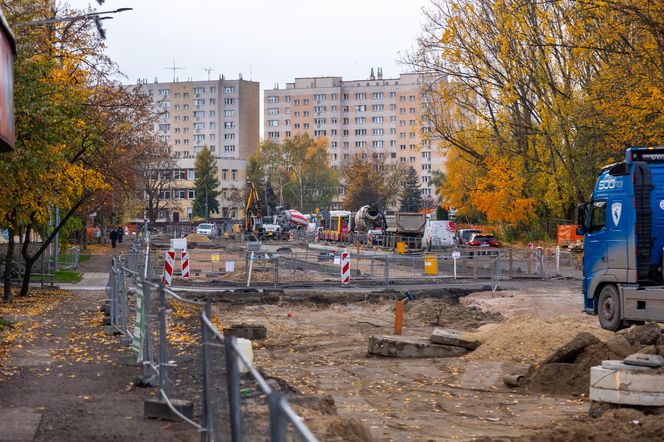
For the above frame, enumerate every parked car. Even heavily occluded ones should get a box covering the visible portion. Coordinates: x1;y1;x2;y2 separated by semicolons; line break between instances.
455;228;482;246
467;233;501;248
196;223;218;238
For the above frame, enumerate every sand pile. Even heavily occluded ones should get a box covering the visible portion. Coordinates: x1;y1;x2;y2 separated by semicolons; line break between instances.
185;233;211;243
463;314;613;363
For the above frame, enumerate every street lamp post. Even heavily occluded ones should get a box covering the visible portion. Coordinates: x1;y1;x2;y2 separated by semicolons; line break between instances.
16;8;133;40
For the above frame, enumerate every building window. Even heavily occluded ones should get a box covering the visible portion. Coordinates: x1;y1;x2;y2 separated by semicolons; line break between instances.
373;140;384;148
193;87;205;94
224;98;235;105
268;108;279;115
267;96;279;103
268;120;279;127
224;145;236;152
355;93;367;100
224;121;236;128
313;94;326;100
158;88;169;96
209;98;216;105
224;110;235;117
224;133;235;140
224;86;235;93
268;131;280;138
355;117;366;124
194;98;205;106
355;105;366;112
209;110;216;117
372;128;384;135
372;104;384;111
372;116;384;123
231;169;237;180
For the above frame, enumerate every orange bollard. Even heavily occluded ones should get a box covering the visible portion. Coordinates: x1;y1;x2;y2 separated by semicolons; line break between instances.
356;240;361;255
394;300;404;335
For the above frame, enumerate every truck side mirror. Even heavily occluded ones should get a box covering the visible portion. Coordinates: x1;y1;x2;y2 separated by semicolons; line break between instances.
576;203;587;235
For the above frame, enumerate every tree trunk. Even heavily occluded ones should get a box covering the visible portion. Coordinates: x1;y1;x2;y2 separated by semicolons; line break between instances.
20;225;33;296
3;225;15;302
18;194;90;296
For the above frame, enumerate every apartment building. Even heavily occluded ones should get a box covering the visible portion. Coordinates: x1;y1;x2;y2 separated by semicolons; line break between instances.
134;76;259;221
263;70;444;208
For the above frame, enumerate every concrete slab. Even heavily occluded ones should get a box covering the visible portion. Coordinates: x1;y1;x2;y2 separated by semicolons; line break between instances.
430;328;480;349
368;335;469;358
0;407;43;441
591;365;664;393
624;353;664;368
8;347;53;367
144;398;194;421
601;360;656;371
590;386;664;406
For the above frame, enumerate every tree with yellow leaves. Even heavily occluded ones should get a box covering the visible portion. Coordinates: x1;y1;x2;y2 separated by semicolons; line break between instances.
0;1;159;299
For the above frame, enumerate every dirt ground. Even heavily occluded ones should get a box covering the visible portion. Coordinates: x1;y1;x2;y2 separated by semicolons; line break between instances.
218;283;614;441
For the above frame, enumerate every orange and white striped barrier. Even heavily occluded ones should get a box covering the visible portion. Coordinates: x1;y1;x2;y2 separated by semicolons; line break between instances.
163;249;176;286
340;251;350;285
181;250;190;278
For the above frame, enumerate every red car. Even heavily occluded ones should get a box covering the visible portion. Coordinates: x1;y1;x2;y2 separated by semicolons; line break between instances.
467;233;501;248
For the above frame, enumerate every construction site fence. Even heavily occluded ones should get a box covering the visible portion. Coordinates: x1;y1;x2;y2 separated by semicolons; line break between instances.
149;246;580;289
106;236;318;442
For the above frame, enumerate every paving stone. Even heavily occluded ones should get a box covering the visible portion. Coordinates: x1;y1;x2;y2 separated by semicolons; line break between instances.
430;328;480;350
368;335;469;358
0;407;42;441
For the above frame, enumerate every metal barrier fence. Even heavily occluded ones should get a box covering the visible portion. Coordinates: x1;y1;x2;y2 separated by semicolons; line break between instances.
106;236;318;441
144;245;581;289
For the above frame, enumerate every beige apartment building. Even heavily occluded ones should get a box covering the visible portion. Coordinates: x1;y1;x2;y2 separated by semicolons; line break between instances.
134;76;259;221
263;70;444;209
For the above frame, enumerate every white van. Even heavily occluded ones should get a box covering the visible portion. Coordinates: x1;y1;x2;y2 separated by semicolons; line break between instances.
423;220;456;250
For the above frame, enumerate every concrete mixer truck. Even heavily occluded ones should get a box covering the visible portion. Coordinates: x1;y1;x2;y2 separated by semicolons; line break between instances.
354;203;387;245
275;207;309;239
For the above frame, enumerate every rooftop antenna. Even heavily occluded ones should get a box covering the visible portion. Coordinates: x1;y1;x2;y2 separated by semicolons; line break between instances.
204;67;215;81
163;60;185;82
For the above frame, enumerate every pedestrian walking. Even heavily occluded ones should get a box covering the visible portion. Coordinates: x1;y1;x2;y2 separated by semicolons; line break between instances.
117;226;124;243
110;228;118;248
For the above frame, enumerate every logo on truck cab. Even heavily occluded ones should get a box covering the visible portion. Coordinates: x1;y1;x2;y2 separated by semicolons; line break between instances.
612;202;622;226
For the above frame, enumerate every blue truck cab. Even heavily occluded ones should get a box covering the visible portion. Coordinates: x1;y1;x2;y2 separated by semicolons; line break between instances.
578;147;664;330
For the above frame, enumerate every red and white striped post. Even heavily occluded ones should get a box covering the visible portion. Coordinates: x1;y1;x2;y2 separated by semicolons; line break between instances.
181;250;190;278
163;249;176;286
340;251;350;285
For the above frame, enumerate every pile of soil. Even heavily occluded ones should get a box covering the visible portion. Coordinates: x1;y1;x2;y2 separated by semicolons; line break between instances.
409;298;503;330
464;315;613;363
185;233;211;242
525;322;664;396
527;408;664;441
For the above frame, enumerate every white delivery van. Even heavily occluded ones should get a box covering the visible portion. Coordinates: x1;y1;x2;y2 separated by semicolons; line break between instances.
423;220;456;250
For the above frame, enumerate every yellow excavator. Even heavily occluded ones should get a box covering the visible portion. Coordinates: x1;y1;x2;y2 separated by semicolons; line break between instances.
244;182;260;231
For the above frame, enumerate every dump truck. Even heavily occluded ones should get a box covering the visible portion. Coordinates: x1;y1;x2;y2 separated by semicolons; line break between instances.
577;146;664;331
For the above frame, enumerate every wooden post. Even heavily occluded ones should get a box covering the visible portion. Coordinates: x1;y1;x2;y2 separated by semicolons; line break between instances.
394;300;404;335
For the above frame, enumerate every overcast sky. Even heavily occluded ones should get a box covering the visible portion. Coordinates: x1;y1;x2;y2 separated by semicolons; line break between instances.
64;0;433;88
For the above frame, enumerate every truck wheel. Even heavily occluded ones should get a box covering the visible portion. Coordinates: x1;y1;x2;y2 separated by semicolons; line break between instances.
597;285;623;331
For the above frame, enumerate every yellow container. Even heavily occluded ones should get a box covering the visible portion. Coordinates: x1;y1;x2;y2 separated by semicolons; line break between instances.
424;255;438;275
396;242;406;254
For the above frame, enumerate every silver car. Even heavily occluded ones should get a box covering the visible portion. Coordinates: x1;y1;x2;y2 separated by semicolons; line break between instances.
196;223;218;238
